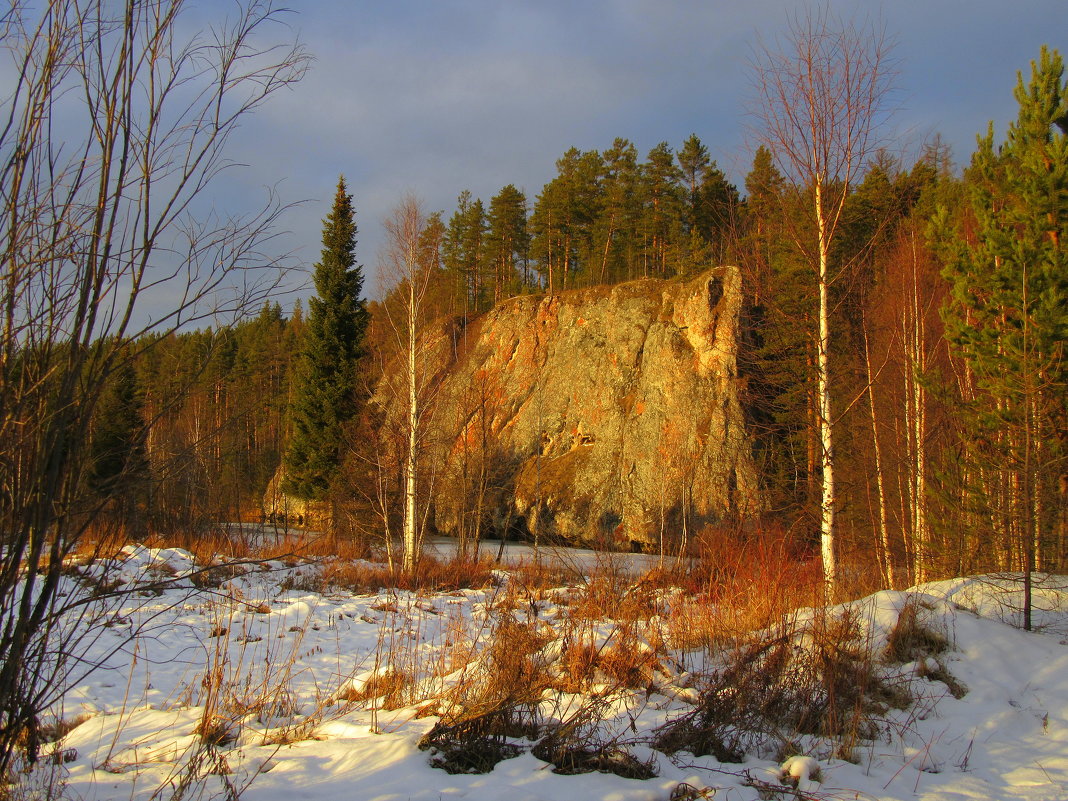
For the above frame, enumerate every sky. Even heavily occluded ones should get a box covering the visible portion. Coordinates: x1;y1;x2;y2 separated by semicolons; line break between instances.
183;0;1068;307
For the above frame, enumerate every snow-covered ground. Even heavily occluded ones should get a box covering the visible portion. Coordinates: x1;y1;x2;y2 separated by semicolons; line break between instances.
22;546;1068;801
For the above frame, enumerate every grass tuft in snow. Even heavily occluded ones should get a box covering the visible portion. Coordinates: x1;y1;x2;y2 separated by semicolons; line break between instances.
883;600;949;664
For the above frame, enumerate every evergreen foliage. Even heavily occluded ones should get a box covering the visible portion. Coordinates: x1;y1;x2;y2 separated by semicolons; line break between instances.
485;185;529;301
443;190;488;312
736;147;816;521
88;354;149;509
934;46;1068;572
283;177;369;501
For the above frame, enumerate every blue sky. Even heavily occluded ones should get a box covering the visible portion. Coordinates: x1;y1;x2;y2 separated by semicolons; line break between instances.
214;0;1066;306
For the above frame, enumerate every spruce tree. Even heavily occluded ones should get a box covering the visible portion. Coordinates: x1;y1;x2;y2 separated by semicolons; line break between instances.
283;177;368;501
88;354;149;519
737;148;816;524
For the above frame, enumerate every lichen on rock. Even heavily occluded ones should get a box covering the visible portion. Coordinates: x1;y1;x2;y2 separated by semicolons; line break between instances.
380;266;760;551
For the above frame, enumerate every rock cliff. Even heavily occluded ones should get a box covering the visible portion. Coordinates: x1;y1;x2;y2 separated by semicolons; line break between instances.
406;266;759;550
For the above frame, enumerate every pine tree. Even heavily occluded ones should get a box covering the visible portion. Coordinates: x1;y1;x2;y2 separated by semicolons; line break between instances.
696;161;740;266
678;134;711;200
934;47;1068;603
599;138;642;282
678;134;713;271
443;190;488;313
530;148;604;293
283;177;368;501
485;185;529;299
639;142;685;277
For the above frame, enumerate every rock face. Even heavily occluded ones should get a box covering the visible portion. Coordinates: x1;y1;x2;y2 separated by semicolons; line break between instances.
262;469;330;530
405;266;759;550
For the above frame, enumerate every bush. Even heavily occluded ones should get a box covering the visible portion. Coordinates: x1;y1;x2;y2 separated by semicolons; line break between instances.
655;610;905;761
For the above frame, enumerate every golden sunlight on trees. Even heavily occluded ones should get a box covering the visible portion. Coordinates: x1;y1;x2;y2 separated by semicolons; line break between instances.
748;6;896;596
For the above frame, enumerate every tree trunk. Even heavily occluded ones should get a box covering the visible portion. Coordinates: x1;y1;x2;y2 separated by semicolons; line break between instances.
403;278;418;573
863;325;894;588
815;181;837;595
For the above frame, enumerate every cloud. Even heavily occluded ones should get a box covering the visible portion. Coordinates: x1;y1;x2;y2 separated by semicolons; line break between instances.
204;0;1066;305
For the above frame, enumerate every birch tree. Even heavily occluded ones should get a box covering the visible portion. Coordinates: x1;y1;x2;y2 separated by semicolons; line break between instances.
748;7;895;594
379;195;438;572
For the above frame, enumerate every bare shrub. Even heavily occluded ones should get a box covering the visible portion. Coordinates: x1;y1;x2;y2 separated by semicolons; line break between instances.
418;600;549;773
530;691;658;779
655;610;903;762
530;736;657;779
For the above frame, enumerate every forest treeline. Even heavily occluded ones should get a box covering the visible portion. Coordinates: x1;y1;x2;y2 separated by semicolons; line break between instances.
90;63;1065;586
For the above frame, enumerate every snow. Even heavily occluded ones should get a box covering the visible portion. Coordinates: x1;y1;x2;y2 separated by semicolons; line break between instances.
24;550;1068;800
780;754;821;791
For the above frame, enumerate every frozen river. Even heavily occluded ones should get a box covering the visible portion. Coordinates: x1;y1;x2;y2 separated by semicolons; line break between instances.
225;523;676;576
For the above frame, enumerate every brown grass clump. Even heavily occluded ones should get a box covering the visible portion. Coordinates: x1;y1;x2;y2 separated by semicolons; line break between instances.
507;559;577;594
284;553;501;595
67;524;126;564
294;533;375;562
194;714;239;748
419;610;550;773
686;523;825;630
336;670;413;710
599;639;662;689
884;600;949;664
917;661;968;700
555;625;663;693
393;554;499;593
36;714;90;745
663;594;719;653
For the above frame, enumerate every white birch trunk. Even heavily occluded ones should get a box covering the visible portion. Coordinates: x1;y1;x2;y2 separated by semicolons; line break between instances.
863;326;894;588
403;275;418;573
910;235;929;582
815;181;837;595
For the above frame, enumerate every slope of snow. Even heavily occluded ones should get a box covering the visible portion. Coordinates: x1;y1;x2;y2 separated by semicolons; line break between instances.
27;554;1068;801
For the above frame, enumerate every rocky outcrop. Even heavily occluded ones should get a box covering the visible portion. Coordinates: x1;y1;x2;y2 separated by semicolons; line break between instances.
404;266;759;550
262;469;330;530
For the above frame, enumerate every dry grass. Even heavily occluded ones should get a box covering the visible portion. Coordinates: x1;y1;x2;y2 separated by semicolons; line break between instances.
36;715;90;746
336;669;413;709
281;552;501;595
45;518;942;788
655;606;912;763
884;600;949;664
419;601;550;773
